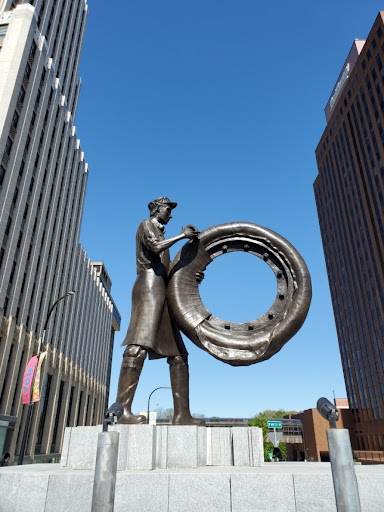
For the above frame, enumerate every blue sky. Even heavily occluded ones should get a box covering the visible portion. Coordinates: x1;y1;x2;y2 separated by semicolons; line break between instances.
76;1;382;418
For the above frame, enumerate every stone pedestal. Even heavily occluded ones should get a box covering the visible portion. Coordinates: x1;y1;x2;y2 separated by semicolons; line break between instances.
60;425;264;470
207;427;233;466
2;461;384;512
156;425;207;469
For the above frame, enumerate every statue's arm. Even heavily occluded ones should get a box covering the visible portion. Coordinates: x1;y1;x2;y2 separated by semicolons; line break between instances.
147;225;199;255
149;233;186;254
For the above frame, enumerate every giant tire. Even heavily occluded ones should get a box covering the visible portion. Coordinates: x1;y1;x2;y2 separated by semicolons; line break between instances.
167;222;312;366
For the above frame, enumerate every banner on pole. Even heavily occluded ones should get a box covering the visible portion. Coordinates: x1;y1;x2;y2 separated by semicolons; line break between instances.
21;355;38;404
32;351;47;403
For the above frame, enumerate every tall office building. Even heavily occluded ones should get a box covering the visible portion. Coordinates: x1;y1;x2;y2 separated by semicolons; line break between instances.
314;12;384;461
0;0;121;462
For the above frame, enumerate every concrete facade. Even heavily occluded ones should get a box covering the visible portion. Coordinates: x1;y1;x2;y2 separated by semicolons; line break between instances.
314;12;384;463
0;1;121;462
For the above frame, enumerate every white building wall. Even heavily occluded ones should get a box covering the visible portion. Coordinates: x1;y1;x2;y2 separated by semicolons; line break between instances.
0;1;120;462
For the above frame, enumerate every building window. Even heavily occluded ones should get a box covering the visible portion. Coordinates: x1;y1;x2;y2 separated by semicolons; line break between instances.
66;386;75;427
17;86;25;111
92;397;98;425
0;344;14;407
0;24;7;47
4;137;12;155
35;89;41;109
12;187;18;206
24;63;31;80
16;231;22;249
0;164;5;187
23;203;28;220
20;273;26;295
76;390;83;426
37;0;46;27
36;374;52;449
18;159;25;178
51;380;65;449
3;296;9;315
9;260;16;283
30;39;36;58
5;216;12;236
25;135;31;151
0;247;5;270
11;111;19;130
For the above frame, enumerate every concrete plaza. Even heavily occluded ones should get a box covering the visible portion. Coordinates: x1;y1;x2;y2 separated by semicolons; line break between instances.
1;460;384;511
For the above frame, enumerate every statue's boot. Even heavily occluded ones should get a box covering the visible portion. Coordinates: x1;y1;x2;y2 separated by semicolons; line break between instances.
169;357;205;426
116;356;146;424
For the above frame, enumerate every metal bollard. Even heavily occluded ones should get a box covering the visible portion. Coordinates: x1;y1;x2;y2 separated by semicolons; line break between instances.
327;429;361;512
91;430;119;512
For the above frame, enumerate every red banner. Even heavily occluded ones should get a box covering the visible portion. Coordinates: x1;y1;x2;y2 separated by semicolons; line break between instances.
32;352;47;403
21;355;38;405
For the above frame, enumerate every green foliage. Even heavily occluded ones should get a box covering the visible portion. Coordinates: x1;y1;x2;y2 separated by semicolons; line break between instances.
248;409;297;461
248;414;268;437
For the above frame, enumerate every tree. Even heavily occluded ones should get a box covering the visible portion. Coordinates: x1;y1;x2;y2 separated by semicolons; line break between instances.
155;407;174;418
248;409;297;461
155;407;205;419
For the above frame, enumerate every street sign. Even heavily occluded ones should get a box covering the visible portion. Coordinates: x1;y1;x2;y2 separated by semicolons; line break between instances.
267;420;282;429
267;431;283;447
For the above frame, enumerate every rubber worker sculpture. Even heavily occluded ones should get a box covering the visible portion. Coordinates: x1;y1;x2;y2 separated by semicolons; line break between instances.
116;197;204;425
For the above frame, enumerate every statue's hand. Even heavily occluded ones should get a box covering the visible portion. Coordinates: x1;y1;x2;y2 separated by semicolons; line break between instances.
195;271;205;284
182;225;200;239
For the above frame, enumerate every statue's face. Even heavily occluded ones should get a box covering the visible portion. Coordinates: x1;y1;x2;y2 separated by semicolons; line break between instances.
157;204;172;225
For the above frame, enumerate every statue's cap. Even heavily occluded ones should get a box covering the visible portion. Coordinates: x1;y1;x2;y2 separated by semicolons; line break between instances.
148;197;177;211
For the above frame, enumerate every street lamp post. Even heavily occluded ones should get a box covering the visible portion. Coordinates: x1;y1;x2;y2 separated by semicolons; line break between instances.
18;290;75;465
147;387;171;424
38;290;75;353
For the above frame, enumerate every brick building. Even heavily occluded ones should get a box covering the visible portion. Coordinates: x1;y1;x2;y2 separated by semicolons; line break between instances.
286;399;355;462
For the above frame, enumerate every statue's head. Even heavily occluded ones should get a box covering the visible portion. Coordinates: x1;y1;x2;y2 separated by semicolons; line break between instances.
148;197;177;224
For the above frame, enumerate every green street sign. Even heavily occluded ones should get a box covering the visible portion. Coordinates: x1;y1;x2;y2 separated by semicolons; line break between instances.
267;420;282;429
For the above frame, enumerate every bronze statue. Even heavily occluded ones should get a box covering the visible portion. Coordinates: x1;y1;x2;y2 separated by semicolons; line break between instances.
117;199;312;424
116;197;204;425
